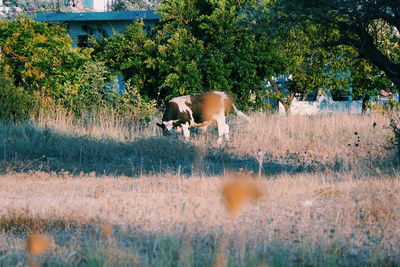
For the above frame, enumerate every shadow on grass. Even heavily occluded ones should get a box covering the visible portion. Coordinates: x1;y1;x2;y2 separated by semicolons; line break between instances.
0;123;395;177
0;123;317;177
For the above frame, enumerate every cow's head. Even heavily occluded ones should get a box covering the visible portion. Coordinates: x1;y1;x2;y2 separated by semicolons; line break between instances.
156;120;182;136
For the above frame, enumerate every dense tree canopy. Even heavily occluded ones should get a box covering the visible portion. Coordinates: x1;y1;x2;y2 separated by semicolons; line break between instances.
2;0;398;115
268;23;356;112
11;0;63;12
157;0;284;106
0;18;91;94
96;0;284;108
110;0;161;11
0;18;126;114
269;0;400;89
93;23;160;99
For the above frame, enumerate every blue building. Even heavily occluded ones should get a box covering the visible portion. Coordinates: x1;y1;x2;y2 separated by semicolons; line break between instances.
35;10;160;92
35;10;160;47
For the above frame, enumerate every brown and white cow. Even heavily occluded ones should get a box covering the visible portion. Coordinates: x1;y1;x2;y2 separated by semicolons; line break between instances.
156;91;251;144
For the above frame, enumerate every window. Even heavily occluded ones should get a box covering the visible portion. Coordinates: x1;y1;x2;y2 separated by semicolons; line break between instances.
77;35;89;47
331;89;352;101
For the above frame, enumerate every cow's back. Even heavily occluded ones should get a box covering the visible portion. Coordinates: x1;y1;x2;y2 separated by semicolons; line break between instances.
189;92;232;123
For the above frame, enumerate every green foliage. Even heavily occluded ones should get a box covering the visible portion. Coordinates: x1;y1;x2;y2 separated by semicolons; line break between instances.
56;61;117;115
280;24;354;98
113;80;158;118
240;0;400;111
0;73;36;121
96;0;283;108
93;22;160;99
266;0;400;89
157;0;283;107
0;17;156;117
0;17;92;99
157;28;205;96
110;0;160;11
14;0;63;13
350;58;393;101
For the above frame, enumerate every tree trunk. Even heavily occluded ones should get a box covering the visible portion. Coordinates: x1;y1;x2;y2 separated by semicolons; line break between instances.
352;27;400;88
268;78;293;114
282;102;291;114
361;96;370;114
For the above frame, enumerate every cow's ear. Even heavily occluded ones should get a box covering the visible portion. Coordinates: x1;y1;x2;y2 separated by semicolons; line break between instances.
156;122;165;129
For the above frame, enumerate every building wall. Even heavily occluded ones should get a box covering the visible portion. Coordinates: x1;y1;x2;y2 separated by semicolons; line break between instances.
82;0;110;11
68;19;157;46
279;93;363;115
83;0;94;9
93;0;110;11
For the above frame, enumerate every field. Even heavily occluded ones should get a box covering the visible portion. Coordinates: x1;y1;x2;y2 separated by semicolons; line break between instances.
0;111;399;266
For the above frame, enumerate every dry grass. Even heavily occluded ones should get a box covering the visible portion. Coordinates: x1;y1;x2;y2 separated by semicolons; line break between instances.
0;111;396;177
0;171;399;266
0;110;398;266
229;112;393;164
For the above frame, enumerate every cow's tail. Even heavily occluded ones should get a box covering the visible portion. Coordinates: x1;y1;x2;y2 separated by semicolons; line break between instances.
232;104;252;122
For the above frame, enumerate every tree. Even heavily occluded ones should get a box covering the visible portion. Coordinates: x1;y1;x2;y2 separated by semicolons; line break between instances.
0;17;108;112
265;24;354;113
350;57;395;111
12;0;63;13
0;18;92;93
0;70;36;121
270;0;400;90
156;27;205;96
93;22;160;99
96;0;284;108
156;0;283;108
109;0;161;11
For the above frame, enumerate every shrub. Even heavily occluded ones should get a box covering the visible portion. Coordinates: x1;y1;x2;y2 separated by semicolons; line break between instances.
14;0;63;13
0;17;92;97
56;61;117;115
0;73;36;121
113;80;157;119
93;22;160;99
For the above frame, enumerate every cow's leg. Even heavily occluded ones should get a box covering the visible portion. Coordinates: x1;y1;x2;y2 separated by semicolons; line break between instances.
181;122;190;140
223;124;229;141
216;117;229;144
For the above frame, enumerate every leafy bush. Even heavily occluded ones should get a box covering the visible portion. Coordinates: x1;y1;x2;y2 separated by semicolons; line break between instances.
55;61;116;115
0;73;36;121
117;80;158;118
95;2;283;109
14;0;63;13
93;22;160;99
0;17;92;98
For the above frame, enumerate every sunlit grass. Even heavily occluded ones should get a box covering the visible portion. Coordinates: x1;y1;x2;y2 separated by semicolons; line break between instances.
0;110;398;266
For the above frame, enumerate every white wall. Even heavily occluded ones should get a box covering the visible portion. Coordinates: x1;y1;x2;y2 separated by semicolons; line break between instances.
93;0;112;11
93;0;105;11
279;93;363;115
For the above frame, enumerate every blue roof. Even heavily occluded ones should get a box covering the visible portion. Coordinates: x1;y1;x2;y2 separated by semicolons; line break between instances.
34;10;160;22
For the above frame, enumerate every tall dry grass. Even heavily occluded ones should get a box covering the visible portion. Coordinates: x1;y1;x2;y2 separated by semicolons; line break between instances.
0;110;396;177
0;110;398;266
